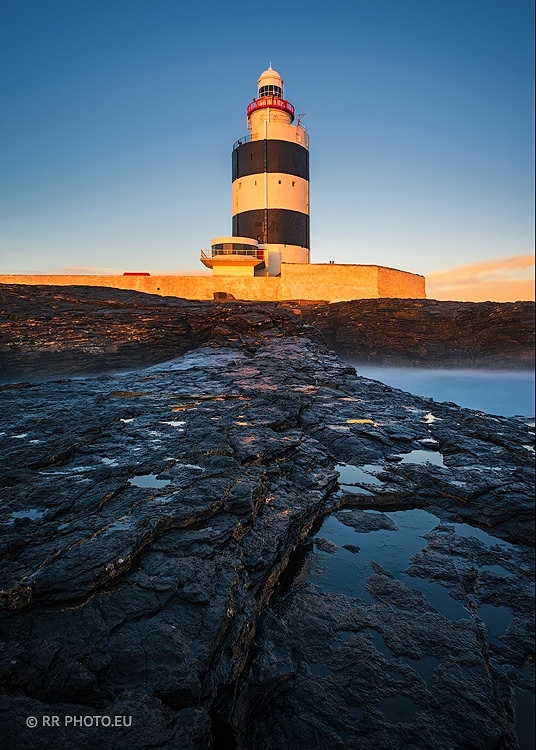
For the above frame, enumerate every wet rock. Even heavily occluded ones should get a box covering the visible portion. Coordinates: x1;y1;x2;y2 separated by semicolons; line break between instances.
314;538;338;553
335;509;398;532
0;286;533;749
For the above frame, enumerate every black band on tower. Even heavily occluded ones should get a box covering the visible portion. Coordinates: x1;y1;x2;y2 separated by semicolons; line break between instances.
233;140;309;181
232;208;309;248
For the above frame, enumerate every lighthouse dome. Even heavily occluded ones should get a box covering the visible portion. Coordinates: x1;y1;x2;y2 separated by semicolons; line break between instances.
257;65;283;98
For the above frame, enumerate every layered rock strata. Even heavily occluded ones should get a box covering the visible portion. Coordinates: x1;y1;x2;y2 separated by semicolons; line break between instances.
0;286;534;383
301;297;535;368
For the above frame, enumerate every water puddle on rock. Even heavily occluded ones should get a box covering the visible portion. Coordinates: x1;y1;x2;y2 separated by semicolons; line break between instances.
335;463;383;488
307;508;515;627
304;507;534;744
398;449;445;467
129;474;171;489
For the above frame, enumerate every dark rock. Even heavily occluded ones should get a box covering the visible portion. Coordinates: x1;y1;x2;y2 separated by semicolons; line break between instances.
335;509;398;532
314;538;338;553
0;285;533;749
1;287;534;383
302;297;535;368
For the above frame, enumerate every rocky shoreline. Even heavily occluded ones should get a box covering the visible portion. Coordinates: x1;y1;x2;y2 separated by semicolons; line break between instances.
0;285;534;749
0;285;533;382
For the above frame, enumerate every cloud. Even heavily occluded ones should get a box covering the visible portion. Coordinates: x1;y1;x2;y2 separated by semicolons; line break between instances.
426;254;535;302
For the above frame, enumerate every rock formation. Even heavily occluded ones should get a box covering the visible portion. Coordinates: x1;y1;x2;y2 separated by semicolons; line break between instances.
0;286;533;383
0;284;534;749
301;298;535;368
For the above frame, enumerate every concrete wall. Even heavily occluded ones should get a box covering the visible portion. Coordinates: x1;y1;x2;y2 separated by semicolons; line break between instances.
0;263;425;302
377;265;426;299
280;264;381;301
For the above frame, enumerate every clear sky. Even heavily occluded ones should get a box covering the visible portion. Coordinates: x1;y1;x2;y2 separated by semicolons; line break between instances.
0;0;534;300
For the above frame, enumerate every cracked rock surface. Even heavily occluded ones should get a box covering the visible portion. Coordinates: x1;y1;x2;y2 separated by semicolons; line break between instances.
0;288;534;749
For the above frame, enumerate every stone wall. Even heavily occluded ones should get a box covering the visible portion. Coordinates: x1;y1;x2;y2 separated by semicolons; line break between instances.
0;263;425;302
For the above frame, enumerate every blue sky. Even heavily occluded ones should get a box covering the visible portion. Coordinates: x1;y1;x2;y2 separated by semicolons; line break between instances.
0;0;534;288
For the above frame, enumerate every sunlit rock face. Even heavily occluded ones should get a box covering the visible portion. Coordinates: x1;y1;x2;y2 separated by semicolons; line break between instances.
0;285;534;749
0;286;534;383
0;284;321;382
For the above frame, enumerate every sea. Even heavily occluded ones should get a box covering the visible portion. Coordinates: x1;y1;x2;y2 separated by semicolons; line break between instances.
351;364;535;419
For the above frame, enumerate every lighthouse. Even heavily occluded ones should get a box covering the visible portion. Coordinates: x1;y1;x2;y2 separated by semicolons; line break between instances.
201;66;310;276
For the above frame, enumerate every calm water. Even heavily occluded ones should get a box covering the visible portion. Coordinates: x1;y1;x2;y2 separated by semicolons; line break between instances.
308;366;535;747
353;365;535;418
309;508;534;749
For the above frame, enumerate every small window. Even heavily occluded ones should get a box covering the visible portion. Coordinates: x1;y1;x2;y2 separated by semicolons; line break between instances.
278;180;281;184
292;181;295;186
259;84;282;98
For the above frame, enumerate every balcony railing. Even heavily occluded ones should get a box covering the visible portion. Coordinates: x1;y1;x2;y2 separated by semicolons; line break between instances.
246;96;295;121
201;249;264;260
233;127;309;151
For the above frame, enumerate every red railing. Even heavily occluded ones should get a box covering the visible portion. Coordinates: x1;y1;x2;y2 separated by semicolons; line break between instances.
246;96;294;121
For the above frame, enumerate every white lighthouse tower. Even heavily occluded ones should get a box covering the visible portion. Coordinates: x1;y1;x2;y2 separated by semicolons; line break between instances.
201;66;310;276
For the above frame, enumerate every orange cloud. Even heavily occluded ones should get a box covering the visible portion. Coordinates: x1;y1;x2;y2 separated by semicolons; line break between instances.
426;254;535;302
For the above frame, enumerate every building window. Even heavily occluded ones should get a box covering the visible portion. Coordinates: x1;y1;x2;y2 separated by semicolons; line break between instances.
258;85;282;98
292;181;295;186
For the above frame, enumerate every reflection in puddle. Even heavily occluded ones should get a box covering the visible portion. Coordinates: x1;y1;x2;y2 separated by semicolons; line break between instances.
129;474;171;489
478;603;512;643
336;463;383;486
450;521;514;551
398;449;445;467
304;505;533;743
306;509;515;626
